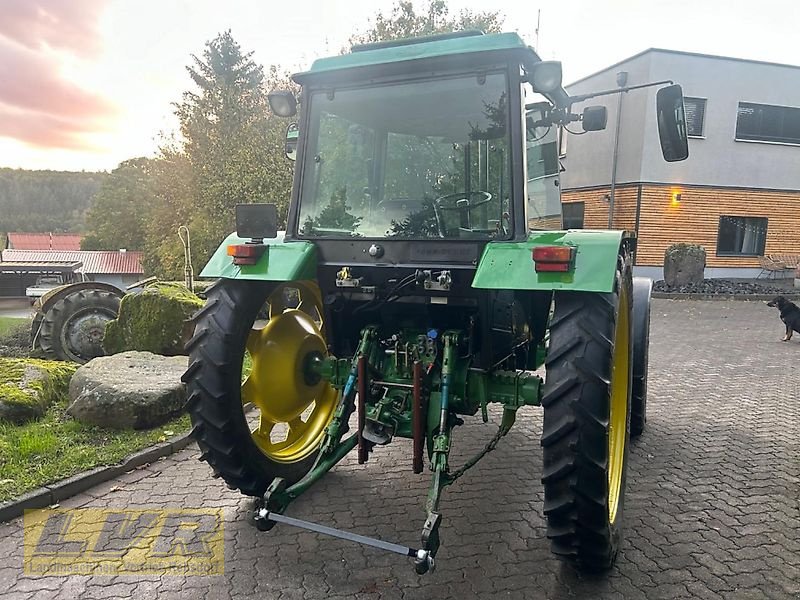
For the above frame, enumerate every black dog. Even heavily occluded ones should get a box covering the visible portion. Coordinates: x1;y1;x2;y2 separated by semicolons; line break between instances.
766;296;800;341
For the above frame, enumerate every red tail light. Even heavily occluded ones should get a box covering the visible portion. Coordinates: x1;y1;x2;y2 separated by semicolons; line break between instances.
531;245;576;273
227;243;266;266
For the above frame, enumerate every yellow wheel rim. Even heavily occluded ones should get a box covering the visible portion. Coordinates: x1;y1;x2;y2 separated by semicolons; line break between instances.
241;281;337;463
608;282;631;524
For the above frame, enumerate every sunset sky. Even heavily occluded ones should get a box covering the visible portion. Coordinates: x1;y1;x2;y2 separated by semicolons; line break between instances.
0;0;797;172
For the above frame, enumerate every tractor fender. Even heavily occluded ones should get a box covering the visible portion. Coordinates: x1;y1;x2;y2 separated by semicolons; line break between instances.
472;229;634;293
631;276;652;436
36;281;124;315
199;232;317;282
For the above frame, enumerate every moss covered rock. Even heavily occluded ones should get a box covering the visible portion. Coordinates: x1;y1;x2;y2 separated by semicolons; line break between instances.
664;243;706;287
0;358;77;424
103;283;203;356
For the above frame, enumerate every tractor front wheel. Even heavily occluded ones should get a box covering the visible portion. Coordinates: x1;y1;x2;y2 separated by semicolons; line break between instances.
541;258;633;571
183;278;338;497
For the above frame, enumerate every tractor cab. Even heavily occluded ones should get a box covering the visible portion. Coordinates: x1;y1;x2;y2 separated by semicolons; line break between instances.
280;32;578;257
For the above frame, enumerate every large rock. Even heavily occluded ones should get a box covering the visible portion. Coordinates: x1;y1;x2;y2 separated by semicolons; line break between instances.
103;283;203;356
0;358;76;424
67;351;187;429
663;243;706;287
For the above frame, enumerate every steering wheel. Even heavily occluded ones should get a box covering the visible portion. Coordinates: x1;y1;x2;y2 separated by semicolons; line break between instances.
433;191;493;237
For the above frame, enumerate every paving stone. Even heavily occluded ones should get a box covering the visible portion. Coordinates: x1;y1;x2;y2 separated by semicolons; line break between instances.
0;299;796;598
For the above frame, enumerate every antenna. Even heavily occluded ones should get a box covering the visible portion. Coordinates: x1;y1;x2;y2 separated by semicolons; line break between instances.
535;9;541;51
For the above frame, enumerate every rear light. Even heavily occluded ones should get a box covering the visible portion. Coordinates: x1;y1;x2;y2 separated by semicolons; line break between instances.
227;243;266;266
531;245;576;273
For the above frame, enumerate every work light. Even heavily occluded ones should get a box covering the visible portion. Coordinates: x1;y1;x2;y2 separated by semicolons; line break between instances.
268;91;297;117
530;61;563;94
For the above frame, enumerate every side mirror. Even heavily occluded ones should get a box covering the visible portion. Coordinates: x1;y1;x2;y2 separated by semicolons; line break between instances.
235;203;278;240
268;90;297;117
582;106;607;131
285;123;298;161
656;84;689;162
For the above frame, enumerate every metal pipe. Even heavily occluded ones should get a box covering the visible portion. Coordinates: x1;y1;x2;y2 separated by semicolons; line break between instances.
261;510;431;563
357;355;368;464
608;71;628;229
412;361;424;474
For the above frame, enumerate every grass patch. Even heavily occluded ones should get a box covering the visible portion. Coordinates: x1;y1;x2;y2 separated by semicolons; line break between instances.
0;317;26;336
0;317;31;358
0;397;191;502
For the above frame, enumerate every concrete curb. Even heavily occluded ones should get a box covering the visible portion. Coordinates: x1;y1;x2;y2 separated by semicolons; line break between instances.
652;293;800;301
0;431;194;523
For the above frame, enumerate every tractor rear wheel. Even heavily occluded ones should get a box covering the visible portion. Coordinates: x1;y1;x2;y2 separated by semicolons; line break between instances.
541;258;633;571
183;279;338;497
37;288;120;363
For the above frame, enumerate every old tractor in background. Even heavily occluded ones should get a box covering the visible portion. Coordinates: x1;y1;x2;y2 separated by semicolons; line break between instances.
184;31;688;573
30;282;124;363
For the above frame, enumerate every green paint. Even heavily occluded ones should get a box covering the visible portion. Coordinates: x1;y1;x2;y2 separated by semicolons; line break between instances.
297;32;530;79
199;233;317;282
473;229;630;293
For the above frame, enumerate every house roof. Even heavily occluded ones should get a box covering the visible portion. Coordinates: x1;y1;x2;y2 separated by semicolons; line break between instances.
567;48;800;89
1;250;143;275
6;232;83;251
0;260;82;274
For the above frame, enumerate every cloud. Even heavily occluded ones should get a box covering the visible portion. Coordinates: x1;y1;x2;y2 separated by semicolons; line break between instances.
0;0;116;150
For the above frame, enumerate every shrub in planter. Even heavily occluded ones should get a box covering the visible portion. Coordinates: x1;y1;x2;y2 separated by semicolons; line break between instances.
664;243;706;287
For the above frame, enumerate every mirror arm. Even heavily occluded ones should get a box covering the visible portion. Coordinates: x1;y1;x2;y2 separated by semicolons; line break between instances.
568;79;674;105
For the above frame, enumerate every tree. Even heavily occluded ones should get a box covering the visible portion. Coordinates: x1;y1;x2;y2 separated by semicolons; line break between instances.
81;158;151;251
142;32;296;276
349;0;504;47
0;169;104;235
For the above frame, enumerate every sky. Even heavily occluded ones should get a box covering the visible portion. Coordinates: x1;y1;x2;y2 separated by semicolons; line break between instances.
0;0;797;172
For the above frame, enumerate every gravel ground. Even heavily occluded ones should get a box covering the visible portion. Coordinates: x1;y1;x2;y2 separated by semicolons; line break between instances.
653;278;798;296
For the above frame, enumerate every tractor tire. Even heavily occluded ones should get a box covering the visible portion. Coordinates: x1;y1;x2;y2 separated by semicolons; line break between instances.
541;257;633;571
183;279;337;498
630;277;653;438
37;288;121;363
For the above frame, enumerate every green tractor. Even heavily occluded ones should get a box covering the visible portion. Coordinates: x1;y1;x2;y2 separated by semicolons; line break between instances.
184;31;688;573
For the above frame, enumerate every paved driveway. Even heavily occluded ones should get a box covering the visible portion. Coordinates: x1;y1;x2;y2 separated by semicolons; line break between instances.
0;299;798;599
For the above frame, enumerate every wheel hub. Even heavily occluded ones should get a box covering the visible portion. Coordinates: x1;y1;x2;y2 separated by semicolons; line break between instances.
246;310;326;423
241;282;338;463
63;310;114;361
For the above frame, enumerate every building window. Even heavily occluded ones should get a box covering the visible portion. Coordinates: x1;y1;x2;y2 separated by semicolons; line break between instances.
736;102;800;145
716;216;768;256
684;97;706;137
558;126;567;157
562;202;584;229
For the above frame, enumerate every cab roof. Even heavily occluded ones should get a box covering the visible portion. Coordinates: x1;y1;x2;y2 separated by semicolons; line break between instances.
294;31;536;81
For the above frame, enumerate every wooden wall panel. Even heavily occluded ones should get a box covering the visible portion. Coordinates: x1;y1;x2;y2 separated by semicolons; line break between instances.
563;184;800;267
636;185;800;267
562;185;638;231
